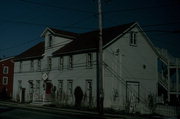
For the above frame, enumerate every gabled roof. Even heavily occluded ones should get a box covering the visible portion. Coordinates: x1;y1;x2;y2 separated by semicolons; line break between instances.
16;22;154;60
41;27;78;39
53;22;136;56
15;42;44;61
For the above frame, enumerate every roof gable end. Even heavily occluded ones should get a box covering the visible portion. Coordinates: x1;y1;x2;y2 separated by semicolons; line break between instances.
41;27;78;39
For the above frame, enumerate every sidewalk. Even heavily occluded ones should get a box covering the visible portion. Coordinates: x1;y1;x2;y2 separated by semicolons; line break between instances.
0;100;158;119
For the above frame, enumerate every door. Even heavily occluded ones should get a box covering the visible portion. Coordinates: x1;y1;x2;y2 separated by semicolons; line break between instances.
21;88;26;103
126;81;139;104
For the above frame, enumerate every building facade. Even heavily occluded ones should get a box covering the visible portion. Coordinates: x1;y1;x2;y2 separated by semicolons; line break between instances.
13;22;160;112
0;57;14;99
157;48;180;105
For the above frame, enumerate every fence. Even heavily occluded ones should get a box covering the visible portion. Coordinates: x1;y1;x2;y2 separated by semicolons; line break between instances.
155;105;180;116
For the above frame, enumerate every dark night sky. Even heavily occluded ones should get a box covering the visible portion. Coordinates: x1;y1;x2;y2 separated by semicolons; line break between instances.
0;0;180;58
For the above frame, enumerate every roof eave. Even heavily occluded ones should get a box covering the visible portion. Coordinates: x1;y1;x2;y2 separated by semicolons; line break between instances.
14;55;43;61
40;27;50;38
103;22;137;49
53;48;97;56
0;57;15;62
135;23;161;58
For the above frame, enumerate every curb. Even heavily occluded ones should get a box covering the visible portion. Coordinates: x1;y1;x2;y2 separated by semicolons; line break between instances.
0;101;125;119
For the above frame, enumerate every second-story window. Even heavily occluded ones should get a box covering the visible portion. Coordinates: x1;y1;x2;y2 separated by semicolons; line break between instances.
48;35;53;47
59;57;64;70
37;59;41;71
130;32;137;46
47;57;52;70
68;55;73;69
30;60;34;71
86;53;93;68
19;61;22;72
2;77;8;85
3;66;9;74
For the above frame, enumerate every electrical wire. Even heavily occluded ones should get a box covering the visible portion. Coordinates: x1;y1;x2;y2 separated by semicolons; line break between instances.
19;0;95;14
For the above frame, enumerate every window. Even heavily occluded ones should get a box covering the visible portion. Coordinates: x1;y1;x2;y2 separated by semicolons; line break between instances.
28;80;33;88
3;66;9;74
47;57;52;70
18;80;22;90
28;80;33;101
130;32;137;46
58;80;63;100
85;80;93;105
59;57;64;70
68;55;73;69
19;61;22;72
48;35;53;47
2;77;8;85
30;60;34;71
28;80;33;93
86;80;92;91
86;53;93;68
36;80;40;89
58;80;63;91
67;80;73;95
37;59;41;71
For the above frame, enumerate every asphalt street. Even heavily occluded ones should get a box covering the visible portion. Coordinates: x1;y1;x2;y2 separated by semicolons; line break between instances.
0;106;108;119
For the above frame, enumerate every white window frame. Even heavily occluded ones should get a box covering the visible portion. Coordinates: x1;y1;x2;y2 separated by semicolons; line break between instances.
18;80;22;90
2;77;8;85
28;80;34;95
67;80;73;95
86;53;93;68
30;60;34;71
86;80;92;91
59;57;64;70
19;61;22;72
3;66;9;74
36;80;40;89
48;35;53;47
47;57;52;70
68;55;73;69
130;32;137;46
85;80;93;105
37;59;41;71
58;80;63;91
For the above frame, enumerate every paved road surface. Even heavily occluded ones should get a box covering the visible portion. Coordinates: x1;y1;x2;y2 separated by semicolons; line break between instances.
0;106;107;119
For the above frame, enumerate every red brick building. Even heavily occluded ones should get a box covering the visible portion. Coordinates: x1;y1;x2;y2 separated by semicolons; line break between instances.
0;57;14;99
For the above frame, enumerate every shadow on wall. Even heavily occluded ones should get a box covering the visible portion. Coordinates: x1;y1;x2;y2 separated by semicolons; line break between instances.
74;86;83;109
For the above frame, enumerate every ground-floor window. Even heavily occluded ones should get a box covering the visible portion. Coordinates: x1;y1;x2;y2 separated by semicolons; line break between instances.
67;80;73;96
85;80;93;106
58;80;63;101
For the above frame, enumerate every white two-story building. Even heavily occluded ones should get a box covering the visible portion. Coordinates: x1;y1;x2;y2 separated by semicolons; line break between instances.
13;22;160;112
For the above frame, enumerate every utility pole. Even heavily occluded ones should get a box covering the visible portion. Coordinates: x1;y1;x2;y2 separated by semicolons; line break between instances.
97;0;104;114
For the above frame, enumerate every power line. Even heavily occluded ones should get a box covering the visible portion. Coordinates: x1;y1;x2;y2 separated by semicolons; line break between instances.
1;14;179;56
19;0;95;14
0;37;42;51
142;22;180;28
103;3;180;14
1;14;97;30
